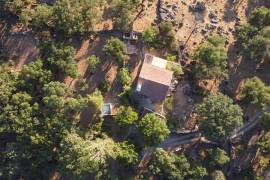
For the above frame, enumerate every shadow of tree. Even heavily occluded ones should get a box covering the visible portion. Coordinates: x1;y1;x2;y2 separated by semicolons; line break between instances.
3;32;40;70
246;0;270;15
227;41;270;100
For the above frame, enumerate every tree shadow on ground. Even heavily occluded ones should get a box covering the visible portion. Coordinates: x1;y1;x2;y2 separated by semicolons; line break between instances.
227;42;270;101
3;32;39;70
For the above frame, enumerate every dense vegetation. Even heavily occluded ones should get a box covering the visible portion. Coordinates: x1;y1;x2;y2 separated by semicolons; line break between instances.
142;148;207;179
236;7;270;63
1;1;270;179
240;77;270;107
196;93;243;141
193;35;228;81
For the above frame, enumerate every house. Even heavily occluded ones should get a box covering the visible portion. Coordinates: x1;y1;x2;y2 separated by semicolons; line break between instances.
136;54;173;102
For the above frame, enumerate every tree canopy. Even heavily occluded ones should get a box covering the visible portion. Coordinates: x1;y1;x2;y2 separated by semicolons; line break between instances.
197;93;243;141
87;55;101;72
2;0;102;35
59;132;120;179
211;170;226;180
0;59;103;179
257;132;270;155
259;110;270;130
114;106;138;126
31;4;53;27
236;7;270;63
144;148;207;180
240;77;270;107
193;35;228;80
103;37;128;64
138;113;170;145
118;67;132;91
110;0;139;31
52;0;102;35
142;22;176;49
205;148;230;167
41;42;78;78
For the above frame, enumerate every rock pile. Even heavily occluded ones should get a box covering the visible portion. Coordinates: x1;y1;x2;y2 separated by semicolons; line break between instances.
188;2;205;12
159;0;182;26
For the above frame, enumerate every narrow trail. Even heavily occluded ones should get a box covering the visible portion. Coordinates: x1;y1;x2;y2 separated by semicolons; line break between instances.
138;132;202;170
138;106;270;170
230;106;270;142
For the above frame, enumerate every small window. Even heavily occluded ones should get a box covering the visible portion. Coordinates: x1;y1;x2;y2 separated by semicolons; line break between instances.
136;83;142;92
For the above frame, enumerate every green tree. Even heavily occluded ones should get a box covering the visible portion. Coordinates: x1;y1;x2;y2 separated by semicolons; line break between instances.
142;26;159;46
193;35;227;80
31;4;53;27
59;132;121;179
205;148;230;167
0;92;37;136
118;68;132;91
117;141;138;166
235;8;270;63
190;166;208;179
138;113;170;145
158;22;176;49
145;148;207;180
3;0;35;25
240;77;270;107
142;23;176;49
197;93;243;141
244;29;270;62
259;110;270;130
211;170;226;180
257;132;270;155
0;69;93;179
87;90;104;113
115;106;138;126
87;55;101;71
0;71;18;105
235;24;258;43
18;59;53;95
103;37;128;64
249;7;270;28
110;0;138;31
42;81;70;110
52;0;102;35
42;42;78;78
166;62;183;77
